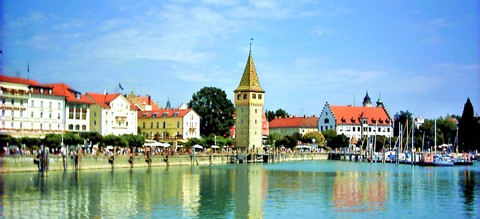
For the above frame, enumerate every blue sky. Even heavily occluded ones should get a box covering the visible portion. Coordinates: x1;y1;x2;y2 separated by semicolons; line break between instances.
2;0;479;119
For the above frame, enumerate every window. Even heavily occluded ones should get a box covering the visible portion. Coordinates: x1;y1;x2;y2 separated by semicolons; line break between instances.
75;108;80;119
150;122;153;128
11;99;14;105
243;94;247;99
31;112;34;118
58;113;61;119
163;122;166;128
68;124;73;130
20;100;23;105
177;122;180;128
40;101;43;107
237;94;241;100
82;108;87;120
58;103;61;109
162;113;168;117
49;112;52;119
156;122;159;128
49;102;52;108
40;112;43;118
142;122;145;129
2;98;5;104
252;94;256;99
82;125;86;131
75;125;80;130
152;114;157;118
93;120;96;126
31;100;34;107
258;94;262;99
69;108;74;119
324;118;329;123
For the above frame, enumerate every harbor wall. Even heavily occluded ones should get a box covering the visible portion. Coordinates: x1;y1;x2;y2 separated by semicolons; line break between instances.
0;153;328;173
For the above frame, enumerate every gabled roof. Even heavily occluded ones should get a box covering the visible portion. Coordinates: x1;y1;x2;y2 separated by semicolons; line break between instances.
86;92;121;109
0;74;40;86
234;51;264;93
138;108;193;118
44;83;93;104
269;116;318;128
329;105;392;125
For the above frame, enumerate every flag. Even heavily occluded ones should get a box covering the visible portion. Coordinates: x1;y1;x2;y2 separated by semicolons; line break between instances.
119;83;124;90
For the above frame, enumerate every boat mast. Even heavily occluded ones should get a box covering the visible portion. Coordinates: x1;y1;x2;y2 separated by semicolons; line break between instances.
434;119;437;154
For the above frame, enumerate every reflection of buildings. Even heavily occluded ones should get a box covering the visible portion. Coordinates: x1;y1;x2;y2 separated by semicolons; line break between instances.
182;171;201;218
333;171;387;212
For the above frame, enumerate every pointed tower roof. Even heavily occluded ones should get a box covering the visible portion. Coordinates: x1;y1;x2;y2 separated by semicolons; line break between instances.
234;51;264;93
363;90;372;107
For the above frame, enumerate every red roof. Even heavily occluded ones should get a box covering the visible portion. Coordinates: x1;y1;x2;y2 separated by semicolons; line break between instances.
269;116;318;128
1;75;40;86
44;83;93;104
329;105;391;125
86;92;121;109
138;109;192;118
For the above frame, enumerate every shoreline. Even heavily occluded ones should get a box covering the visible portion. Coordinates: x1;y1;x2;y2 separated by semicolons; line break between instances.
0;153;329;173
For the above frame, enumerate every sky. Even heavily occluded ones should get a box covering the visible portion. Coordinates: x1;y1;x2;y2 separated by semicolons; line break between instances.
2;0;479;120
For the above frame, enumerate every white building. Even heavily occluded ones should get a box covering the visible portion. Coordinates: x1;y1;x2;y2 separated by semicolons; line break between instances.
318;92;394;141
86;92;138;136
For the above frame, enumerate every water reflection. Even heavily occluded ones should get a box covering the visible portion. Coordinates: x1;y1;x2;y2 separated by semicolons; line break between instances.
1;162;479;218
333;172;387;212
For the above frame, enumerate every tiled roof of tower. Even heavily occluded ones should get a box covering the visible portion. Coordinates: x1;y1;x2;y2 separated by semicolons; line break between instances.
329;105;392;126
44;83;93;104
138;109;192;118
269;116;318;128
86;92;121;109
234;51;264;93
1;75;40;86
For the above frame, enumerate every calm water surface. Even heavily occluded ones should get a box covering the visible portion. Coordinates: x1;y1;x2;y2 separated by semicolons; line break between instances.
1;161;479;218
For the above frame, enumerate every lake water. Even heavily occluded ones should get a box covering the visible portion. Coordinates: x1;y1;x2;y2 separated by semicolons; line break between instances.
1;160;479;218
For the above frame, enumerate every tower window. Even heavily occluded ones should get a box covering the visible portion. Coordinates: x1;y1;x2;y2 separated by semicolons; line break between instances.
252;94;256;99
237;94;241;100
243;94;247;99
258;94;262;99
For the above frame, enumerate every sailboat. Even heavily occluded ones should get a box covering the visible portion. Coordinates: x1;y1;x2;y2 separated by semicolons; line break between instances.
418;119;454;166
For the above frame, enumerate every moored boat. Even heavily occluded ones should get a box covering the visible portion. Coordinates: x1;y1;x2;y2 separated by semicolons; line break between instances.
418;154;454;166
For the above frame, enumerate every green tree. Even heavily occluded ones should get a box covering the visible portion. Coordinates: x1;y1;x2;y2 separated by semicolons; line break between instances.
328;134;349;149
44;133;62;148
80;132;103;145
322;129;337;146
62;132;83;146
188;87;235;137
266;132;283;147
458;98;477;151
302;131;325;147
394;110;413;137
275;109;289;118
123;134;145;148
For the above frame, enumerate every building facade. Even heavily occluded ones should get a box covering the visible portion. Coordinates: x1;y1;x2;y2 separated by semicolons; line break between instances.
234;50;265;152
86;93;138;136
138;106;200;141
318;92;393;140
269;116;318;137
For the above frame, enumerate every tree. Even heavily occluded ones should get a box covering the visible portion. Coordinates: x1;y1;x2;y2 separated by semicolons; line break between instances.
266;109;290;122
266;132;283;147
188;87;235;137
123;134;145;148
44;133;62;148
458;98;476;151
322;129;337;146
394;110;413;137
62;132;83;146
328;134;349;149
302;131;325;147
80;132;103;145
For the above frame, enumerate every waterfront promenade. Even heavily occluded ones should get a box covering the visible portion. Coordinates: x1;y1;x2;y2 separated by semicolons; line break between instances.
0;152;328;173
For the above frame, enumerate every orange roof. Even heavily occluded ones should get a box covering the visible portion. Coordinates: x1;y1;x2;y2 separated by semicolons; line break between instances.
44;83;93;104
269;116;318;128
1;75;40;86
329;105;391;125
86;92;121;109
138;108;192;118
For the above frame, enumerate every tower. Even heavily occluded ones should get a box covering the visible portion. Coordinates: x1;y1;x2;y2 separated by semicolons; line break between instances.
363;90;372;107
234;50;265;153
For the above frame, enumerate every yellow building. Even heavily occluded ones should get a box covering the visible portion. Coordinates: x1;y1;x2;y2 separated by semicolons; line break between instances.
138;106;200;142
234;50;265;153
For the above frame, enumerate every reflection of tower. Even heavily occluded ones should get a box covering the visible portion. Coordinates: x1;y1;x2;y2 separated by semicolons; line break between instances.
234;49;265;153
233;165;266;218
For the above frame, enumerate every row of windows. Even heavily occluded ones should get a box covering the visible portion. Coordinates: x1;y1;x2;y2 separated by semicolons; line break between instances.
2;121;61;130
2;109;61;120
68;107;87;120
68;124;87;131
236;93;263;100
